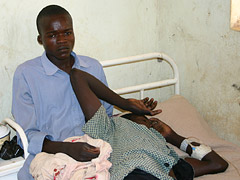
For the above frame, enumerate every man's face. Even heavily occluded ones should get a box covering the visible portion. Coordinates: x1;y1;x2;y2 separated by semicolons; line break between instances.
37;14;75;61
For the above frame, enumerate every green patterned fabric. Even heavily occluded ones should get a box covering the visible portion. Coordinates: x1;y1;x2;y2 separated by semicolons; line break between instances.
82;105;179;180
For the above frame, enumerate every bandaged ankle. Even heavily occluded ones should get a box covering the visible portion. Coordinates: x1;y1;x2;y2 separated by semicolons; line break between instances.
190;144;212;160
180;139;190;152
180;137;212;160
180;138;196;152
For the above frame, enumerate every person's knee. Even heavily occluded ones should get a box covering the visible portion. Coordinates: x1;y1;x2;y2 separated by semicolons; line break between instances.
214;160;228;173
204;153;229;173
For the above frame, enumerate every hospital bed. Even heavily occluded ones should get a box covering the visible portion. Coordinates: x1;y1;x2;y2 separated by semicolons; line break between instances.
0;52;239;179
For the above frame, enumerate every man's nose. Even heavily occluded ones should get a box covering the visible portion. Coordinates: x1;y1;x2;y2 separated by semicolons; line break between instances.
57;34;67;44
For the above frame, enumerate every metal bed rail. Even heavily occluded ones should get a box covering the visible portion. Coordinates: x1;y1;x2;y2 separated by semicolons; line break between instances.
101;52;179;98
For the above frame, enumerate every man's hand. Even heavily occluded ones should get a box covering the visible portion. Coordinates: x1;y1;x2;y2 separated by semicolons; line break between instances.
42;139;100;162
126;97;162;116
65;142;100;162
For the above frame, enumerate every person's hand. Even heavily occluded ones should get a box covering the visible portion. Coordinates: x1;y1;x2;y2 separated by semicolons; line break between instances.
127;98;162;116
66;142;100;162
142;97;158;110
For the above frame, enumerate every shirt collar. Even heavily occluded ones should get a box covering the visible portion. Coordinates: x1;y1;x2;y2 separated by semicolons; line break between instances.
41;51;89;75
72;52;89;69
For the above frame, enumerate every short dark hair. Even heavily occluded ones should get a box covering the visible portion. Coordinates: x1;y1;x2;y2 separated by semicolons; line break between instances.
36;5;71;34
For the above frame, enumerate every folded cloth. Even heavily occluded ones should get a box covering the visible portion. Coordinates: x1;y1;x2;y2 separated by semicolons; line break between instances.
30;134;112;180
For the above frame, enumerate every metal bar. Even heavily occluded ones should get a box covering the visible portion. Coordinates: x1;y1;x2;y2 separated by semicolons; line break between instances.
140;89;144;99
101;52;180;95
3;118;29;159
113;78;178;95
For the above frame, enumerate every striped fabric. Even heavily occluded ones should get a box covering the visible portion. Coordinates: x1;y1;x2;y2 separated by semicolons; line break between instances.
82;105;178;180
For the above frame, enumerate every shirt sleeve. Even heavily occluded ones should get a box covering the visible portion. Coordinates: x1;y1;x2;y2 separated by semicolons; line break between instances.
12;68;48;155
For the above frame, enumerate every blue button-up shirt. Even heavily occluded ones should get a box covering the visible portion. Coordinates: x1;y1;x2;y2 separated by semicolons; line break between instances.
12;52;113;179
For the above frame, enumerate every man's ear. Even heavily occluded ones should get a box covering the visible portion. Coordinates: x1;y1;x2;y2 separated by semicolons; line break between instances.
37;35;43;45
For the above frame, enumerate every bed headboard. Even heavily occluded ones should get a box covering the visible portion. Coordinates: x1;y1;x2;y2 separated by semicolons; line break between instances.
100;52;180;99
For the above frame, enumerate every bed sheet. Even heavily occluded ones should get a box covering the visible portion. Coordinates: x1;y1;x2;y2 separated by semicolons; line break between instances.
152;95;240;180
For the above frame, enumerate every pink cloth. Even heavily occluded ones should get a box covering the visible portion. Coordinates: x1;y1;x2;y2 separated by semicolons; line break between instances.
30;134;112;180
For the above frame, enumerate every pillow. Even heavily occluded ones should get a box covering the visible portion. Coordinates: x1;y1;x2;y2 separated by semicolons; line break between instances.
153;95;218;141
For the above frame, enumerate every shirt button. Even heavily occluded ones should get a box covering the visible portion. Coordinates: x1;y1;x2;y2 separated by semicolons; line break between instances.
164;163;169;167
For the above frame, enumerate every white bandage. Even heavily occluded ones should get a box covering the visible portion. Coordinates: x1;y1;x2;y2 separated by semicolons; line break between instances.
180;139;190;152
180;138;212;160
190;144;212;160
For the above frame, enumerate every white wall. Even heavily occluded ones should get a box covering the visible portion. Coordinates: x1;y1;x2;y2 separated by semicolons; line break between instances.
158;0;240;146
0;0;239;146
0;1;161;125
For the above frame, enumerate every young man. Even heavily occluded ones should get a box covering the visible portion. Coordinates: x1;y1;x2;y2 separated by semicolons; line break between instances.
12;5;112;179
69;68;228;180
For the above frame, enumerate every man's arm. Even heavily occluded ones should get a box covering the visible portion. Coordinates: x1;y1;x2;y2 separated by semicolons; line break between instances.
42;139;99;161
12;69;48;155
12;67;99;161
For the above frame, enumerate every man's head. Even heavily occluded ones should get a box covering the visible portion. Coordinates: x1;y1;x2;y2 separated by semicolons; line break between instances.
36;5;71;35
36;5;75;61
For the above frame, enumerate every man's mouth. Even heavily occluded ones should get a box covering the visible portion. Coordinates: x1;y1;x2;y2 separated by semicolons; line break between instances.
58;47;69;52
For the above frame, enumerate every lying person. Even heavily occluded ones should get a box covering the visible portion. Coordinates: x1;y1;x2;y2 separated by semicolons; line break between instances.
38;68;228;180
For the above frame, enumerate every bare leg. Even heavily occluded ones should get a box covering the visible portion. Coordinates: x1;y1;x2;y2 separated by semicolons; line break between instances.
150;118;228;177
123;114;228;177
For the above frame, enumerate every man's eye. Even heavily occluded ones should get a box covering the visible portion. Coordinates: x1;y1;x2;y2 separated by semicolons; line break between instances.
48;34;56;38
65;31;72;36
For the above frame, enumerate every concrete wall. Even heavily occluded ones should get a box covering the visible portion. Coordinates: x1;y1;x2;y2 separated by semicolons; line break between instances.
158;0;240;146
0;0;160;117
0;0;239;146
